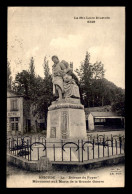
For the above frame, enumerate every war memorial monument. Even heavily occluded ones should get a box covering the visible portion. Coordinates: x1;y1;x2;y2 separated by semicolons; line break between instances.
47;55;87;140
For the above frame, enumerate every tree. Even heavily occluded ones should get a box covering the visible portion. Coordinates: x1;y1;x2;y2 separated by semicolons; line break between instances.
28;57;37;99
14;70;31;97
12;58;37;100
32;57;53;129
111;90;125;116
91;78;112;107
92;61;105;80
7;61;12;89
75;52;92;106
89;77;125;110
40;57;53;127
75;52;105;107
43;56;50;79
75;51;125;110
29;57;35;76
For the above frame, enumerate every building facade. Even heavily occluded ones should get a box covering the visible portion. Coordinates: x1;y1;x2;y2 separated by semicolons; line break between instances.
7;90;45;135
7;91;25;135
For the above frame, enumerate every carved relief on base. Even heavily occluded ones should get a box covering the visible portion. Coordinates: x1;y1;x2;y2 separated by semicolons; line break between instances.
61;111;69;139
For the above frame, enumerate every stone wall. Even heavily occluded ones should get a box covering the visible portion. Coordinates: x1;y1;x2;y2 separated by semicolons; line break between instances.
7;153;125;172
7;153;52;171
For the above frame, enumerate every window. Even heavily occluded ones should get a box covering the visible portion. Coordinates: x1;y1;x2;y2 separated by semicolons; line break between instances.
11;123;15;130
10;117;19;131
10;99;18;111
10;117;14;122
100;118;106;122
15;123;18;131
95;118;100;123
95;118;106;123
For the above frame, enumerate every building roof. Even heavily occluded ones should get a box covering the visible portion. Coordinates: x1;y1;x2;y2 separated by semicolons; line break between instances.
7;90;16;97
90;112;123;118
7;90;24;98
85;106;112;114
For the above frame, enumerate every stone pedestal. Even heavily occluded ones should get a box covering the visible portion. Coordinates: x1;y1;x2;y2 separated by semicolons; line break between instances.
47;98;87;139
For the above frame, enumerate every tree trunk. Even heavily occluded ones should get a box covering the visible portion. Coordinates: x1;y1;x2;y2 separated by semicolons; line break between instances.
93;97;94;107
102;96;104;106
88;99;90;107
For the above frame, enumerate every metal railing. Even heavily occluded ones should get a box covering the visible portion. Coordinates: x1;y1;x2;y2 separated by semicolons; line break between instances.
7;134;125;163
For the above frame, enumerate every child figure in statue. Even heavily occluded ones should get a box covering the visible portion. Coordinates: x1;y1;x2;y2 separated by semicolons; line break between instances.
63;70;80;99
52;55;70;100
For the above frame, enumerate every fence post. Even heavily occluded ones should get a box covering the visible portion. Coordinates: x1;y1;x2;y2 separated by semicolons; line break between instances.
61;140;63;161
9;139;10;153
103;138;104;157
81;140;83;162
38;147;39;160
97;134;98;144
116;140;117;155
70;147;72;162
25;146;26;159
87;146;89;160
17;136;18;150
21;138;24;147
13;138;14;155
108;144;109;157
120;137;122;154
15;144;16;156
27;140;29;161
53;144;55;161
111;134;112;144
45;139;47;157
78;140;80;162
93;139;94;159
98;140;100;158
11;139;13;154
30;147;32;161
112;137;113;155
16;140;18;156
100;137;101;144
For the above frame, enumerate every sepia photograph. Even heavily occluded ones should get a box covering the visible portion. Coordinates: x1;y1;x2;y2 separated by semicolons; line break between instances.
7;6;125;188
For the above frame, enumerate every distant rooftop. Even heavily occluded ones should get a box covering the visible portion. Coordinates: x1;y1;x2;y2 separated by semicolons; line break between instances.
85;106;112;114
7;90;24;98
90;112;123;118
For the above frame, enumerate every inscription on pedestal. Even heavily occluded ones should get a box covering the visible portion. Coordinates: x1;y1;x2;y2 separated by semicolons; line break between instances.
50;127;56;138
47;102;87;139
61;111;69;139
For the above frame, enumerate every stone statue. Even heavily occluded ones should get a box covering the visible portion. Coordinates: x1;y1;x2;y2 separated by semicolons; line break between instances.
47;56;86;139
63;70;80;99
52;55;70;100
52;55;80;100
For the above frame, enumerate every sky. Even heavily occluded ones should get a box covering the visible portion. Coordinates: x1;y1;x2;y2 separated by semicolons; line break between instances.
8;7;125;89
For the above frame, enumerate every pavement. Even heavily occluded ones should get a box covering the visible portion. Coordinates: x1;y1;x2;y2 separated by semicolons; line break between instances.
6;163;125;188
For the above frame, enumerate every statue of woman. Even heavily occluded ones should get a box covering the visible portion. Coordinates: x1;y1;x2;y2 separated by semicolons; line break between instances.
51;55;70;100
